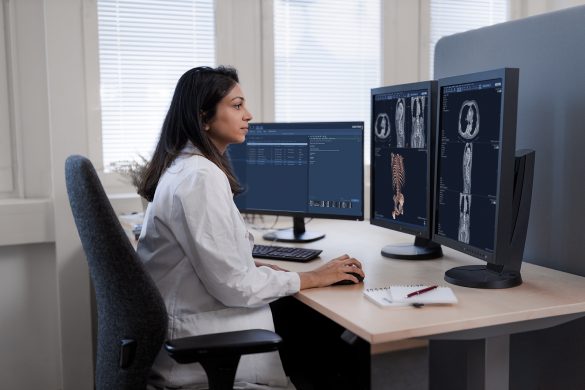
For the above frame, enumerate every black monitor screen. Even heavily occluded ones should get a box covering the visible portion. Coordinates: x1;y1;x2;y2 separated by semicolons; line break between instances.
433;68;525;289
370;81;443;260
435;78;503;254
229;122;364;220
371;81;435;237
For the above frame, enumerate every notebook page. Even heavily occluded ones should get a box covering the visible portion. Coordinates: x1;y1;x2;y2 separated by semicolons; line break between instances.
389;285;458;304
363;285;458;307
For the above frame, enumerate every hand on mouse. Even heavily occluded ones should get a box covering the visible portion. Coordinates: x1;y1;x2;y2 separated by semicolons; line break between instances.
299;254;365;289
331;270;364;286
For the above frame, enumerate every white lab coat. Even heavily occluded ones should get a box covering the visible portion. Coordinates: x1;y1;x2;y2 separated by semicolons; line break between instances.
137;145;299;390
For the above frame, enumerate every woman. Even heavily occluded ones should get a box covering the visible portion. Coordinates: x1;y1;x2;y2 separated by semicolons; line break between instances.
136;66;364;390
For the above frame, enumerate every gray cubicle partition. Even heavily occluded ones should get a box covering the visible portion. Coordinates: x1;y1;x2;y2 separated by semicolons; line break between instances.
434;5;585;277
435;8;585;388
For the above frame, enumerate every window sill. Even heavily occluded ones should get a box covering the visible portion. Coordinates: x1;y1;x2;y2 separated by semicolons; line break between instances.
0;198;54;246
107;192;145;215
0;192;144;247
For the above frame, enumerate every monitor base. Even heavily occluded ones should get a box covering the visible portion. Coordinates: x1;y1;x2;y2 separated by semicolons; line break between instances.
381;237;443;260
263;216;325;243
263;230;325;243
444;265;522;289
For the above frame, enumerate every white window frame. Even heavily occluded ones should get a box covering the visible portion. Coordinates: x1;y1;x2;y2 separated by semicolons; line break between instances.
82;0;104;183
0;0;15;196
382;1;426;85
83;0;121;191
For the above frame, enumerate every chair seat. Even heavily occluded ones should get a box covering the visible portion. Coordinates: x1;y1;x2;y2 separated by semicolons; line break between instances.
165;329;282;364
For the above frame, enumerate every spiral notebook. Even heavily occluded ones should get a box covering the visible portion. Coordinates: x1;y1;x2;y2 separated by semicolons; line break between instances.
364;285;458;307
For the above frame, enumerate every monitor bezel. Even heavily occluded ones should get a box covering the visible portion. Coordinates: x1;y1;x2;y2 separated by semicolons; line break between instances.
369;80;438;239
432;68;519;264
231;121;365;222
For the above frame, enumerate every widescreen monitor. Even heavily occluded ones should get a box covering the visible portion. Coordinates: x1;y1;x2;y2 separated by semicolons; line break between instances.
370;81;442;259
229;122;364;242
433;68;534;288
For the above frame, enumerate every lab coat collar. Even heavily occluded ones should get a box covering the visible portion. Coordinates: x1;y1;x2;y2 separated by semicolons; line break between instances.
180;142;202;157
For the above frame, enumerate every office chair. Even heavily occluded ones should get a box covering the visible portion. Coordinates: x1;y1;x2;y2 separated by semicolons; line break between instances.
65;154;282;390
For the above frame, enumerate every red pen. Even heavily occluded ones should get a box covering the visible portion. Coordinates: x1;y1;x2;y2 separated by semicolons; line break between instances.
407;285;438;298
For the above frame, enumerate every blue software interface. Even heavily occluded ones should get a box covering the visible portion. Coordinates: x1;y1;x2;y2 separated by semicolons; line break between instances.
435;79;503;252
372;88;430;230
229;122;363;218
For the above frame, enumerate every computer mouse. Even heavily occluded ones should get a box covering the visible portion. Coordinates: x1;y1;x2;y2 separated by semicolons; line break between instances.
332;272;364;286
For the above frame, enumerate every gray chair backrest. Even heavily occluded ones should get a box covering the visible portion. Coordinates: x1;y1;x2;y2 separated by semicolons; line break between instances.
65;155;167;390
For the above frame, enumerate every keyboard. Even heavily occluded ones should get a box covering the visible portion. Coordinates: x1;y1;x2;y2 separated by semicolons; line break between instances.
252;244;322;262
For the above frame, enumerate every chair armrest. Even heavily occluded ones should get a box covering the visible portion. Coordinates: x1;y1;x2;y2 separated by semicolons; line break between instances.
164;329;282;364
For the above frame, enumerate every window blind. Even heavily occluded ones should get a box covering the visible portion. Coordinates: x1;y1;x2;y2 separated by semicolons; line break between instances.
429;0;508;77
273;0;381;162
97;0;215;168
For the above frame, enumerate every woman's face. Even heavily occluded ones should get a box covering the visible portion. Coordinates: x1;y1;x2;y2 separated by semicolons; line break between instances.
206;83;253;153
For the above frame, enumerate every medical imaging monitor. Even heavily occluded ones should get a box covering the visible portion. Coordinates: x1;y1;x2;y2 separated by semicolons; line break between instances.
229;122;364;242
433;68;534;288
370;81;442;259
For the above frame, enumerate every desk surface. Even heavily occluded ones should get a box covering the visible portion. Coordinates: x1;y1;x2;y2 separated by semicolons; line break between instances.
255;219;585;346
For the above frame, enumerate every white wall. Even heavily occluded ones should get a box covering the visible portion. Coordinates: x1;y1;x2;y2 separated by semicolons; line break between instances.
0;0;94;388
1;0;584;389
0;244;60;390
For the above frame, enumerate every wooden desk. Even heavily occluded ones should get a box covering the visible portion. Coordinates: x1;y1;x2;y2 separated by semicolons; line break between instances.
255;219;585;390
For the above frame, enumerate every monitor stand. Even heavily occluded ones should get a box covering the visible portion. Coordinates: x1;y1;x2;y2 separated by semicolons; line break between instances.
263;216;325;243
444;150;535;289
381;236;443;260
444;263;522;289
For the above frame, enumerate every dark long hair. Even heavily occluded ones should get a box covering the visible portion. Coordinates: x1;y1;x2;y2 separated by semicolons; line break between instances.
138;66;242;201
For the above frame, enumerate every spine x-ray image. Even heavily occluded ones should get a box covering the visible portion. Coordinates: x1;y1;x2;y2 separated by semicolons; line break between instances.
410;96;426;148
458;100;479;244
395;98;405;147
462;143;473;194
458;193;471;243
391;153;405;219
375;113;391;140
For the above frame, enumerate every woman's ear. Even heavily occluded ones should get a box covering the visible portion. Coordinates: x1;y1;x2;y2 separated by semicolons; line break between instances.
200;111;210;131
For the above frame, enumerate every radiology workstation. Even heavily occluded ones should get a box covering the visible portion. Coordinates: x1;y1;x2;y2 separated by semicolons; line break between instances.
112;6;585;389
227;6;585;386
230;67;561;390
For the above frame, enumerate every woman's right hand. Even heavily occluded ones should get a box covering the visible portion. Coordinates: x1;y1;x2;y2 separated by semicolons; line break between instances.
298;254;364;289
